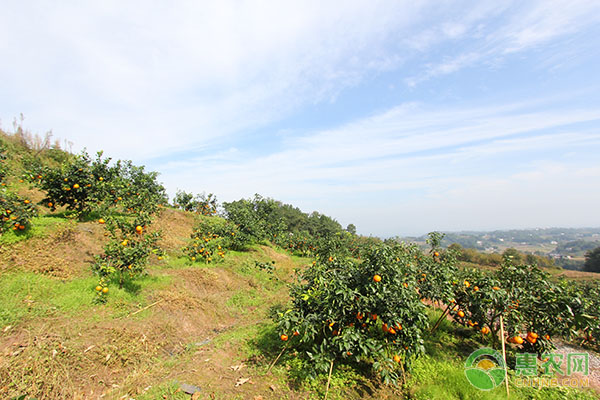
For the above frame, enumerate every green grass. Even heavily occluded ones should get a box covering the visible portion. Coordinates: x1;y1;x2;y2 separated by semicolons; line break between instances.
0;270;172;326
134;381;189;400
0;215;72;245
407;309;598;400
226;288;263;313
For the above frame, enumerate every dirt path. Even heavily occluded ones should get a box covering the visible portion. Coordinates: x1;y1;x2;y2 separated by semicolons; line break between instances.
553;340;600;392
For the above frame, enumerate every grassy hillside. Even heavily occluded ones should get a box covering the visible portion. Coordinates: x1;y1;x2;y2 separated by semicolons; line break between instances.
1;128;599;399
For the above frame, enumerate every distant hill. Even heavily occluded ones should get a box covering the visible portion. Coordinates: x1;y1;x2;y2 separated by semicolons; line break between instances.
399;228;600;270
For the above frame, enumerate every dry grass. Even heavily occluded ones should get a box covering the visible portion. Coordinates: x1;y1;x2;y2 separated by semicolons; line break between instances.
0;221;106;279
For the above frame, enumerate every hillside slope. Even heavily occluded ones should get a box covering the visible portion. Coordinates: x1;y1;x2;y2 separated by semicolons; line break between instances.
1;129;599;400
0;200;319;398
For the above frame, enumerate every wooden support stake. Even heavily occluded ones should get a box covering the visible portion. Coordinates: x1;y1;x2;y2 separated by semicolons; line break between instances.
431;303;456;333
400;359;407;386
266;344;288;374
324;359;334;400
499;315;510;398
126;299;163;317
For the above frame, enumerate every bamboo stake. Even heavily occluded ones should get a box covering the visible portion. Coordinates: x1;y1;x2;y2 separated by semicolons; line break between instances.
400;359;407;386
431;303;457;333
499;315;510;398
266;344;288;374
324;359;334;400
126;299;164;317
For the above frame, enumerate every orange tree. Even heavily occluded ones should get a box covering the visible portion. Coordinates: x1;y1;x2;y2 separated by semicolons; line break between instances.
275;243;429;384
222;194;288;243
450;259;592;356
183;216;246;263
111;160;167;214
0;143;7;183
91;210;162;297
0;145;37;233
173;191;218;216
451;267;511;348
0;190;37;233
35;151;121;217
416;232;459;305
578;281;600;348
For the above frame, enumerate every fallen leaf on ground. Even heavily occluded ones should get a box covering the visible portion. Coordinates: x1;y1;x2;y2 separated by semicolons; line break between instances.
235;378;250;387
230;363;245;371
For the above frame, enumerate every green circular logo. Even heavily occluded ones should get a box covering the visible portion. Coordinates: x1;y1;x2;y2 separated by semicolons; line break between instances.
464;348;506;390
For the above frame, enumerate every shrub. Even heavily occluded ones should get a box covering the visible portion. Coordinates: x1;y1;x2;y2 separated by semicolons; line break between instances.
275;243;429;384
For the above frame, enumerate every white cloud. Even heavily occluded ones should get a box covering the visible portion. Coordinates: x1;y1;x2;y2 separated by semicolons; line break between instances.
0;1;431;159
158;97;600;235
1;1;599;236
405;0;600;86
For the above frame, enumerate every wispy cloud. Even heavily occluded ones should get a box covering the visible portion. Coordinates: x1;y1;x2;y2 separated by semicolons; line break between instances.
159;96;600;234
1;1;599;235
405;0;600;86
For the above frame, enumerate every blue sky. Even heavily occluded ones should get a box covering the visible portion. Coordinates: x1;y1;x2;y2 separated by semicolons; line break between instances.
1;1;600;236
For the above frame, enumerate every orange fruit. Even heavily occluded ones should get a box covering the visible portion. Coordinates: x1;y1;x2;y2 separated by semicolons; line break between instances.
527;336;537;344
492;286;500;291
371;314;377;321
48;202;53;207
328;256;334;262
513;336;524;344
135;225;143;233
433;251;439;257
121;240;128;246
389;327;397;335
99;177;104;181
473;286;479;291
382;323;389;333
464;281;470;288
73;184;79;189
293;331;300;336
280;334;288;341
481;327;490;335
24;200;30;204
95;286;102;291
373;274;382;282
356;312;363;320
98;218;105;224
457;310;465;318
393;355;401;363
544;334;550;340
527;332;538;339
102;287;109;294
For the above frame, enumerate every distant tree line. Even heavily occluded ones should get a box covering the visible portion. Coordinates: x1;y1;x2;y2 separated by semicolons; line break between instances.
555;240;600;255
448;244;556;269
584;247;600;273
